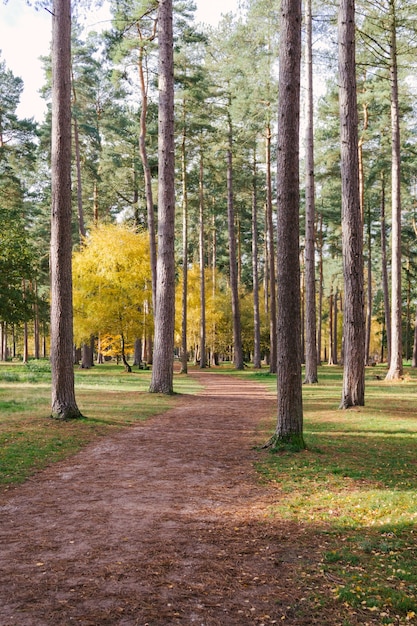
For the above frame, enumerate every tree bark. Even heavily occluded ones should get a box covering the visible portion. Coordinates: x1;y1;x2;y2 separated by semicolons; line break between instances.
50;0;81;419
252;150;261;369
180;100;188;374
265;123;277;373
137;33;157;315
226;108;244;370
303;0;318;384
199;147;206;369
338;0;365;408
385;0;403;380
380;172;391;365
273;0;304;448
149;0;175;394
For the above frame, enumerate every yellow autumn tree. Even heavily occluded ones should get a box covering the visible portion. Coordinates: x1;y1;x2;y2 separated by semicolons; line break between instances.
72;224;153;369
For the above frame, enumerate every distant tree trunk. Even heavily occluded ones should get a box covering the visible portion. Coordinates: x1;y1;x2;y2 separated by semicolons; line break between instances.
33;280;40;360
133;337;142;366
303;0;318;384
317;211;323;364
365;205;372;365
121;333;132;373
405;253;411;362
265;123;277;373
226;107;244;370
50;0;81;419
73;117;86;239
271;0;304;448
149;0;175;394
328;290;334;365
338;0;365;408
385;4;403;380
81;343;91;369
412;305;417;367
332;288;338;365
199;147;206;369
252;150;261;369
180;100;188;374
137;32;157;314
380;172;391;365
23;321;29;363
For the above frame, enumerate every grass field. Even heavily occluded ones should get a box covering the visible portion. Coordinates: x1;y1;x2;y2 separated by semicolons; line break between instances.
232;363;417;624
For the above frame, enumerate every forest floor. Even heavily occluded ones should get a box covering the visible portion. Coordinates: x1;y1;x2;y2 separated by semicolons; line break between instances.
0;370;392;625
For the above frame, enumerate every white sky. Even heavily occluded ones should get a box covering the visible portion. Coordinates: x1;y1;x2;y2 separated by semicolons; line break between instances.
0;0;240;122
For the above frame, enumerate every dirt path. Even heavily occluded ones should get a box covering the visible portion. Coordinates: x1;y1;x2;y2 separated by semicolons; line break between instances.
0;372;343;625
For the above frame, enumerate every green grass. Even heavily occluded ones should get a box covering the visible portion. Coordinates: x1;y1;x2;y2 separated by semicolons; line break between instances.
231;363;417;624
0;361;201;489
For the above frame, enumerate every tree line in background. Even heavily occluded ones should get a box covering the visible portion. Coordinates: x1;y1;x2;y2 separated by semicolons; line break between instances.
1;0;417;441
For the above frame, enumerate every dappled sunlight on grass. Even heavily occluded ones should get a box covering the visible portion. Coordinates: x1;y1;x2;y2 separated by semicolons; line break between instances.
244;364;417;623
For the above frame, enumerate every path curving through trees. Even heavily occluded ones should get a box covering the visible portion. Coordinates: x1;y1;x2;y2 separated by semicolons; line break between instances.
0;372;370;625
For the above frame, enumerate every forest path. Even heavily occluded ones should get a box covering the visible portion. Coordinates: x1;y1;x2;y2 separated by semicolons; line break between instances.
0;371;337;625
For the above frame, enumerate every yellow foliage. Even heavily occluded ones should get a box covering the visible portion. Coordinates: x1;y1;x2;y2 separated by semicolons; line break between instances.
72;224;153;348
175;265;232;352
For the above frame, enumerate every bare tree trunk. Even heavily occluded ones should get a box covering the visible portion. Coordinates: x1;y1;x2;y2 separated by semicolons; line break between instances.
303;0;318;384
328;290;334;365
33;280;40;360
412;305;417;367
317;211;323;364
338;0;365;408
265;123;277;373
121;333;132;373
73;117;86;239
180;101;188;374
226;108;244;370
272;0;304;448
50;0;81;419
252;150;261;369
365;206;372;365
385;2;403;380
199;147;206;369
333;288;338;365
137;35;157;315
149;0;175;394
380;172;391;365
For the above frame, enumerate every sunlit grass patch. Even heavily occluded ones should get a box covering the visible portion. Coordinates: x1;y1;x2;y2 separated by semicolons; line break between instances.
249;364;417;623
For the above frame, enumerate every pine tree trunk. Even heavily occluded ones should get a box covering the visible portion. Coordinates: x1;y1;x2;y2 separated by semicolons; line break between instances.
252;151;261;369
379;172;391;365
199;148;206;369
180;102;188;374
365;207;372;365
226;109;244;371
385;4;403;380
138;41;157;315
265;124;277;373
303;0;318;384
317;212;323;364
149;0;175;394
273;0;304;448
50;0;81;419
338;0;365;408
333;289;338;365
412;305;417;367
